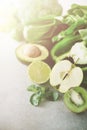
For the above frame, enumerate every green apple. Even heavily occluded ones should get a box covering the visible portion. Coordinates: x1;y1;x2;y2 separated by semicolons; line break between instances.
70;42;87;65
50;60;83;93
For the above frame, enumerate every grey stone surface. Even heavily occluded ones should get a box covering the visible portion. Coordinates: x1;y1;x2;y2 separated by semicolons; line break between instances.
0;32;87;130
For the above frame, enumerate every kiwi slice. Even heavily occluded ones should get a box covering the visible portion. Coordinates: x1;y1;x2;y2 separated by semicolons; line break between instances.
64;87;87;113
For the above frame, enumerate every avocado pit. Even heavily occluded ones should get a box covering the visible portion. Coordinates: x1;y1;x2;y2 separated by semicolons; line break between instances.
23;45;41;58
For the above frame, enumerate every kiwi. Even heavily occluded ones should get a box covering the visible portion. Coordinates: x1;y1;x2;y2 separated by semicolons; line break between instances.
64;87;87;113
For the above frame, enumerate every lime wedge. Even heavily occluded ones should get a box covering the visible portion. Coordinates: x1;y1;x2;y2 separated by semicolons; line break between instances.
28;61;51;84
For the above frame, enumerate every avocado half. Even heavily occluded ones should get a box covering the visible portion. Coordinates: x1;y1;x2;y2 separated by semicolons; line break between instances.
15;43;49;64
64;87;87;113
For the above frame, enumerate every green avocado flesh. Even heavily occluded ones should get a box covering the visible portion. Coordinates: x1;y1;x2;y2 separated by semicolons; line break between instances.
64;87;87;113
15;43;49;64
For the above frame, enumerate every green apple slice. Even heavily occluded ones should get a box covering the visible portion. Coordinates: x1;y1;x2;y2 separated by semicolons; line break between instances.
70;42;87;65
50;60;83;93
50;60;72;86
58;67;83;93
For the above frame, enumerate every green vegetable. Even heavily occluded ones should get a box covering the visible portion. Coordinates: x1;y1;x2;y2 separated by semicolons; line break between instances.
45;90;59;101
23;19;59;43
15;0;62;25
51;34;81;62
27;84;41;92
51;5;87;63
79;29;87;44
27;84;59;106
81;70;87;88
68;4;87;16
63;15;80;25
30;91;42;106
54;51;70;63
81;66;87;72
62;19;86;36
27;84;45;94
27;85;45;106
53;18;87;42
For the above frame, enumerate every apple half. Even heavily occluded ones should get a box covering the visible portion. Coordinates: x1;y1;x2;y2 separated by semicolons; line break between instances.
50;60;83;93
69;42;87;65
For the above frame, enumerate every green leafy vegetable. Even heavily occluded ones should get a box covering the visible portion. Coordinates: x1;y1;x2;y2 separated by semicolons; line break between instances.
27;85;41;92
45;91;59;101
62;4;87;25
15;0;62;25
23;19;59;43
27;84;59;106
30;91;42;106
68;4;87;16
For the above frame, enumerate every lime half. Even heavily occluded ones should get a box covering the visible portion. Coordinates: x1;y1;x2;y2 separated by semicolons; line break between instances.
28;61;51;84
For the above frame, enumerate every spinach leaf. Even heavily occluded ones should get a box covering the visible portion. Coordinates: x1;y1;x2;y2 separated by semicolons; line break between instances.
27;84;59;106
30;91;43;106
27;84;46;106
27;84;41;92
45;90;59;101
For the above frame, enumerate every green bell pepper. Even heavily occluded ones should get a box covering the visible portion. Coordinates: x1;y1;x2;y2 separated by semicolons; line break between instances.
51;34;81;62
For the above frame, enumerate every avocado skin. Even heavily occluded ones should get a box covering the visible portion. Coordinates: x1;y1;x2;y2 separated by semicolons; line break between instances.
64;87;87;113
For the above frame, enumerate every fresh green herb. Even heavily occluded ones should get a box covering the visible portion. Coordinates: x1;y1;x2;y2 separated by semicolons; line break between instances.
27;85;45;106
27;84;59;106
27;84;41;92
30;91;42;106
45;90;59;101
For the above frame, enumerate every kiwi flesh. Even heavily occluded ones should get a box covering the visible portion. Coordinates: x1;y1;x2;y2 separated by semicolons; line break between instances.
64;87;87;113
